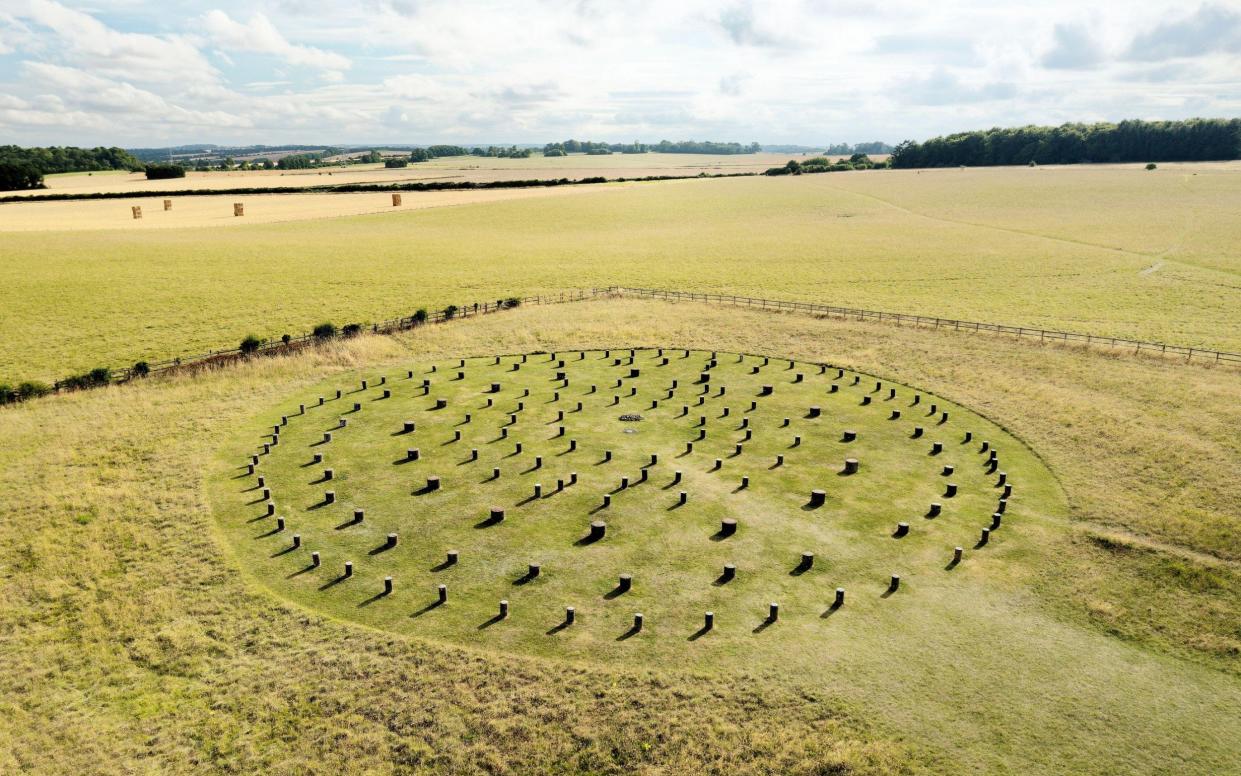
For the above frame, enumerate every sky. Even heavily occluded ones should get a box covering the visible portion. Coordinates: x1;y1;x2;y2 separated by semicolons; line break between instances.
0;0;1239;147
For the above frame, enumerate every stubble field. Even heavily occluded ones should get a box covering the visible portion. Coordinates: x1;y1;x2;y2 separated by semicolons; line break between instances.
2;162;1240;384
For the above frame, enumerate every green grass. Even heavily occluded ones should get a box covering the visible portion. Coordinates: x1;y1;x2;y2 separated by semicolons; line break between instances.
3;165;1241;383
4;300;1235;775
213;349;1055;664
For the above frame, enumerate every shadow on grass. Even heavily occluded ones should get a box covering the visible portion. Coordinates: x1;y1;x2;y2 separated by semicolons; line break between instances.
357;589;389;607
477;613;506;630
318;574;349;591
410;599;443;618
687;625;711;641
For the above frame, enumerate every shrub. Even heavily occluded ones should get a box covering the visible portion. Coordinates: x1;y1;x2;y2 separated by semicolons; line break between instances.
0;162;45;191
0;384;11;404
342;323;363;337
1146;162;1157;170
61;368;111;391
412;308;428;325
313;322;337;340
131;361;150;377
144;164;186;180
239;334;263;354
18;381;51;400
444;304;459;320
281;334;291;345
503;297;522;308
385;159;409;168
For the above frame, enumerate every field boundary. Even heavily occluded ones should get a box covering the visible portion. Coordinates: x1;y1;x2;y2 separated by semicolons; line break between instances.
6;284;1237;408
608;287;1241;368
0;172;755;203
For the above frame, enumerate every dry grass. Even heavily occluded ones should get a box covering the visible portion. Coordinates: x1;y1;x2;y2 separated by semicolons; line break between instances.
14;152;794;197
1;299;1238;775
3;165;1240;384
0;185;620;232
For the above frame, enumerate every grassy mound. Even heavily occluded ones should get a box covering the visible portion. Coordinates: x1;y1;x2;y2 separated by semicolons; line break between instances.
215;348;1054;660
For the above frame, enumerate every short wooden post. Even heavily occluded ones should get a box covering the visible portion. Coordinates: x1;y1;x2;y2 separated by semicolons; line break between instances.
233;202;244;217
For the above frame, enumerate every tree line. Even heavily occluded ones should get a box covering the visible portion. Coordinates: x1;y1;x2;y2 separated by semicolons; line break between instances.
823;141;893;155
764;154;887;176
889;119;1241;168
543;140;761;155
0;145;145;191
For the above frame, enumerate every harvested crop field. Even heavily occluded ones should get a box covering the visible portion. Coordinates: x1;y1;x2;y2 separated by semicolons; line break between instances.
0;184;622;231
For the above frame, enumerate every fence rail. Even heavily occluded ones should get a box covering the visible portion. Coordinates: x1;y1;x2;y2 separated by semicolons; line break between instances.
10;281;1236;407
607;286;1241;367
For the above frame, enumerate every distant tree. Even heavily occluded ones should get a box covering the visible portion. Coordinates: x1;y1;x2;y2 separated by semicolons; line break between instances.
313;322;337;340
890;119;1241;168
0;162;44;191
409;148;430;163
131;361;150;377
444;304;459;320
342;323;363;337
412;308;428;324
385;158;409;168
144;163;186;180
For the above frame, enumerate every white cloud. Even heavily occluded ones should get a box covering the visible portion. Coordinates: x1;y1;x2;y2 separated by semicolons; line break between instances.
1041;23;1104;69
0;0;1238;146
1123;3;1241;61
199;10;351;72
11;0;218;85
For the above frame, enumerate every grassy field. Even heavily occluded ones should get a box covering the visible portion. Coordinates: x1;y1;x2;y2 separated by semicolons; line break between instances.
2;299;1238;775
3;163;1241;384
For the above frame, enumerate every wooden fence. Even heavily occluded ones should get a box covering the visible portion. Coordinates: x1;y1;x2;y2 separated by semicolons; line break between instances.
14;281;1235;406
607;286;1241;367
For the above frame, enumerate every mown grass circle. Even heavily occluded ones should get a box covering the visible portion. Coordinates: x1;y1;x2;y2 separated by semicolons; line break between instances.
215;348;1057;661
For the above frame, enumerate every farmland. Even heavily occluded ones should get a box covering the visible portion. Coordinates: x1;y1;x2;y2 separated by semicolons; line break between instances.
2;156;1240;776
9;152;796;197
2;299;1238;775
2;162;1240;384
